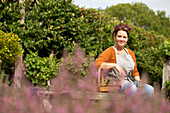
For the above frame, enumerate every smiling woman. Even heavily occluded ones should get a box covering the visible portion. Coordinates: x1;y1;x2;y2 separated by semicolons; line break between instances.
113;24;130;53
95;23;154;97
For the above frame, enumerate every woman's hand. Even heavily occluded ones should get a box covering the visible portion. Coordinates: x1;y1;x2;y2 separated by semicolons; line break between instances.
135;76;141;81
114;64;126;77
100;63;126;77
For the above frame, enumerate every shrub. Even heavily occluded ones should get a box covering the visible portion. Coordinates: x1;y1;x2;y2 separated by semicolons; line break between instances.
24;51;59;87
0;30;23;73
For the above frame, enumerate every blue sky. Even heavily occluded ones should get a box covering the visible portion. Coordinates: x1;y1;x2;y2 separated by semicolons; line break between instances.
72;0;170;17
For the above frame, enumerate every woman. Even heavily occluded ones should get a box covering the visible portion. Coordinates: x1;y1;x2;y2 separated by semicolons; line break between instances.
95;24;154;97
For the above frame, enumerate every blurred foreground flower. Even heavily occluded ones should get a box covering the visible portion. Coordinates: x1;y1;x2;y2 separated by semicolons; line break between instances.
0;47;170;113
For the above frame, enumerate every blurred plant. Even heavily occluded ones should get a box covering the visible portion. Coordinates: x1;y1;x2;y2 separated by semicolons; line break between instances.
0;74;44;113
1;48;170;113
51;45;97;92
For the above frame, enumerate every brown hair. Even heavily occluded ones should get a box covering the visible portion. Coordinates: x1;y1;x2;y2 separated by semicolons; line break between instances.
112;23;131;39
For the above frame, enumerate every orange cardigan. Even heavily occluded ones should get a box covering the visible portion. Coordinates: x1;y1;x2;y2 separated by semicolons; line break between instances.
95;46;140;77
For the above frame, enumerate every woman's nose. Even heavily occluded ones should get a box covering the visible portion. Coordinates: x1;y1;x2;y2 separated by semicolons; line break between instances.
120;37;123;40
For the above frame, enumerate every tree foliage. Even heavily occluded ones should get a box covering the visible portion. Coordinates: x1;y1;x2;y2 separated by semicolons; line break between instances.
105;2;170;37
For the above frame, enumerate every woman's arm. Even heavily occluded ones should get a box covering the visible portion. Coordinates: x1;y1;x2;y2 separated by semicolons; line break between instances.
100;62;117;69
95;47;125;77
101;62;125;77
95;47;115;68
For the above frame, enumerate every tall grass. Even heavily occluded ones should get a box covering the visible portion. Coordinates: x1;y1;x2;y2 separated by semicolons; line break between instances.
0;48;169;113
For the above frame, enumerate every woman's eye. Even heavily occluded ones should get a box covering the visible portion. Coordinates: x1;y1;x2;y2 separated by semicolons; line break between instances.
123;36;127;38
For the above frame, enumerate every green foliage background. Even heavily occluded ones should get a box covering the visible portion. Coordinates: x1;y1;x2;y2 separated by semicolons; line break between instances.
0;0;169;87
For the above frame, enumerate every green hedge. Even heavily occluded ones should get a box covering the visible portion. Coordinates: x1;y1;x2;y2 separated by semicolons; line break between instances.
127;27;165;83
0;0;22;33
19;0;116;59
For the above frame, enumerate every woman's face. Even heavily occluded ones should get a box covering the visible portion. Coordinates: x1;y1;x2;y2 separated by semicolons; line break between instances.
115;30;128;48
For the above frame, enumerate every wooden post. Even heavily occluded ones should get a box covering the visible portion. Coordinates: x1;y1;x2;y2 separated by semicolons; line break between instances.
14;57;24;88
162;56;170;97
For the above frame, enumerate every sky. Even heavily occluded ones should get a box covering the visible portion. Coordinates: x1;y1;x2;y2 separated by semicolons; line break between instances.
72;0;170;17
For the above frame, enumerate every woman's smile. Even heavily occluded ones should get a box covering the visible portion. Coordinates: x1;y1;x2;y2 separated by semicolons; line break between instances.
115;30;128;49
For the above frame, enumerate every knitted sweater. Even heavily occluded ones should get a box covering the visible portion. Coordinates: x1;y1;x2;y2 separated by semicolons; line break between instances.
95;46;140;77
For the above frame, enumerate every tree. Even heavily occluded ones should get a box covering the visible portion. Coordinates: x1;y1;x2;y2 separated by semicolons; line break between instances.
105;2;170;37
